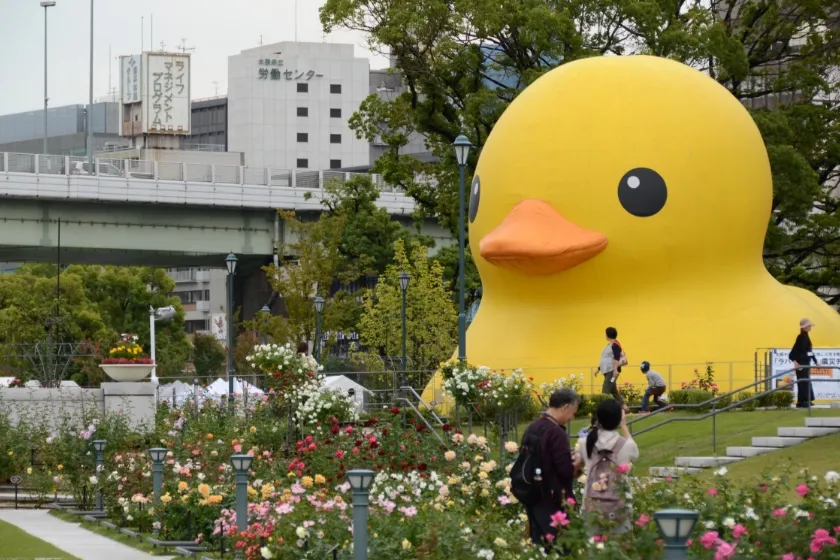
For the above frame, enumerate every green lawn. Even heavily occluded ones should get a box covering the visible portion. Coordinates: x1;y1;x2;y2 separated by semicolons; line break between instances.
694;431;840;501
0;518;79;559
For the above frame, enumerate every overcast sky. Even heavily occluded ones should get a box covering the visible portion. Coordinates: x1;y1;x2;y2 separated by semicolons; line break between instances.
0;0;388;115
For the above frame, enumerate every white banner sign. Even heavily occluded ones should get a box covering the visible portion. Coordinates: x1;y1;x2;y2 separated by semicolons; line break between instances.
768;348;840;400
121;55;142;104
211;313;227;343
144;53;191;134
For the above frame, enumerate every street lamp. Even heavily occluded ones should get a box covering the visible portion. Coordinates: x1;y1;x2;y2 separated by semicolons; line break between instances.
398;271;410;388
40;1;56;156
149;305;175;384
452;134;472;363
314;296;325;362
259;304;270;344
148;448;166;503
92;439;106;511
230;454;253;541
347;469;375;560
654;508;699;560
225;253;238;407
86;0;94;175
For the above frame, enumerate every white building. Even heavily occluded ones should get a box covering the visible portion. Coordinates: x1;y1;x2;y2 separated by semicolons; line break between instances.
228;42;370;171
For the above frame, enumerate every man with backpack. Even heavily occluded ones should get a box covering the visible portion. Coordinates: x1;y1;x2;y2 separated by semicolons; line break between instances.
510;388;579;550
595;327;628;412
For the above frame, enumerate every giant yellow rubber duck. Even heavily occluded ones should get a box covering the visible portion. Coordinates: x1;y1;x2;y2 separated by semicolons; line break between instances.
425;55;840;402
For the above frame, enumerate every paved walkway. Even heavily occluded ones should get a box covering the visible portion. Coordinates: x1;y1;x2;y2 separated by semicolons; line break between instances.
0;509;174;560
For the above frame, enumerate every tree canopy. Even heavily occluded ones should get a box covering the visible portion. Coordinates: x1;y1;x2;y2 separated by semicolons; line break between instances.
358;239;458;381
321;0;840;301
0;264;189;384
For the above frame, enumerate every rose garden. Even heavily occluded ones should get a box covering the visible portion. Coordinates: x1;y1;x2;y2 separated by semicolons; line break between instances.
0;339;838;560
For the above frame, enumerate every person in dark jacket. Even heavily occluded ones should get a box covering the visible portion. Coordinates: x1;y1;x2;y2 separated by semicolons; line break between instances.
520;388;579;550
789;318;816;408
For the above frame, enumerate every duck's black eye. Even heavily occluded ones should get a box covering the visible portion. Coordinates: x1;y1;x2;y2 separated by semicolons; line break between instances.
469;175;481;223
617;168;667;217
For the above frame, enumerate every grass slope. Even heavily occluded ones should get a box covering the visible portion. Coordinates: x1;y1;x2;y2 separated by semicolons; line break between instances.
0;518;80;559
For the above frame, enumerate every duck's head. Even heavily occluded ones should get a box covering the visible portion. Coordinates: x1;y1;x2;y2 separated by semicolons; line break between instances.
471;55;772;301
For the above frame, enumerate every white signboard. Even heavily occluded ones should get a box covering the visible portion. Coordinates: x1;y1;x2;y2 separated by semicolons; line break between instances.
121;55;142;103
768;348;840;400
211;313;227;343
144;53;191;135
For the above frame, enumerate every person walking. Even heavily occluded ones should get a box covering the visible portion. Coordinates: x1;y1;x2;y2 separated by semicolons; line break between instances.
639;361;667;413
595;327;627;411
789;318;816;408
515;389;579;550
579;399;639;535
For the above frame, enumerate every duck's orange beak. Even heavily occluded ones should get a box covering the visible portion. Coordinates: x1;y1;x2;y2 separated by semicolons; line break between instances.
479;199;608;275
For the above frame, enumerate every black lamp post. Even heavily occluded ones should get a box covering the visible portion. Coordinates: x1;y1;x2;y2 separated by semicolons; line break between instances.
314;296;324;362
92;439;106;511
259;304;270;344
225;252;238;407
347;469;375;560
398;271;410;388
452;134;473;363
654;508;699;560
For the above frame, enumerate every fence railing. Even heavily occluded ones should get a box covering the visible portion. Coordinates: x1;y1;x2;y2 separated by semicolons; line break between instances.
0;151;413;193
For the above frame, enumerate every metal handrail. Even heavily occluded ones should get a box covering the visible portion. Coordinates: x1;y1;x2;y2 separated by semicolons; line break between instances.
401;386;445;426
622;365;839;456
396;397;447;446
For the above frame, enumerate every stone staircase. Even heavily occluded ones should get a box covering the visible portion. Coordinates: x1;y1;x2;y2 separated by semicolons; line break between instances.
648;415;840;478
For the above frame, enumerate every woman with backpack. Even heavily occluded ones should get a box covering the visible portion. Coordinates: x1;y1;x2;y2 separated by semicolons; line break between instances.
578;399;639;534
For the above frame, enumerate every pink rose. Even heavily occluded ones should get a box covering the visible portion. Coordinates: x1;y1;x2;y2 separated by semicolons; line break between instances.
773;508;787;518
796;484;809;497
715;541;736;559
707;488;718;496
615;463;631;475
732;524;748;539
635;514;651;527
700;531;720;550
549;511;570;528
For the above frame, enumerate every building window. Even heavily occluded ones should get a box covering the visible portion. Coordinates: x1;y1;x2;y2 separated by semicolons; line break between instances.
297;107;308;117
297;83;308;93
330;108;342;118
330;159;342;169
330;84;342;94
296;158;309;169
330;134;341;144
297;133;308;143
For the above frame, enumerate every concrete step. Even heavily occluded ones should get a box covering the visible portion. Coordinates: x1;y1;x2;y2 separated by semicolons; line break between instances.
805;417;840;428
726;446;778;458
778;426;840;437
648;466;704;477
674;456;744;468
752;436;807;448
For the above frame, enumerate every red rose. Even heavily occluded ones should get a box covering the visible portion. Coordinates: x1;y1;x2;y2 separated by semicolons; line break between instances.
390;407;400;415
442;423;451;432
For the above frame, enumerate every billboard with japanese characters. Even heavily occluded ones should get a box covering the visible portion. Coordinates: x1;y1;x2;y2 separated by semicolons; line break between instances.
255;56;323;82
769;348;840;400
120;55;142;104
142;53;191;135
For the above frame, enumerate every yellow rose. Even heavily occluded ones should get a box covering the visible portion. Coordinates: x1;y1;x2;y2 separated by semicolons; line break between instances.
247;486;257;497
208;495;223;504
249;426;257;433
178;481;189;492
314;474;326;485
57;465;63;471
160;493;172;504
7;451;12;456
301;476;314;488
198;483;211;498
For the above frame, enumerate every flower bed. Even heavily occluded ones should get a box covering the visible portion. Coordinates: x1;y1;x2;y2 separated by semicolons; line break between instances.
3;349;838;558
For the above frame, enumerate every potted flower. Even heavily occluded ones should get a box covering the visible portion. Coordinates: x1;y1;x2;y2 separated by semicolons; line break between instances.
99;333;155;382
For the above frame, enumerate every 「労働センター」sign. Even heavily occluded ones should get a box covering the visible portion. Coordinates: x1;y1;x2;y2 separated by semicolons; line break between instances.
769;348;840;401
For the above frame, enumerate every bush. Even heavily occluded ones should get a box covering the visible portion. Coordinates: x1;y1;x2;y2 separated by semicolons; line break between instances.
618;382;643;406
669;389;714;411
757;391;775;408
772;390;795;409
575;393;613;419
734;391;757;411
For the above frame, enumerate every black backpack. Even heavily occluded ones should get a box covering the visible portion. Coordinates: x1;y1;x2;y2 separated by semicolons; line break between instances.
510;418;555;506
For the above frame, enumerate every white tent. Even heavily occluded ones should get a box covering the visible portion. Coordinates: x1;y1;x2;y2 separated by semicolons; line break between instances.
204;377;264;398
158;380;208;408
323;375;372;413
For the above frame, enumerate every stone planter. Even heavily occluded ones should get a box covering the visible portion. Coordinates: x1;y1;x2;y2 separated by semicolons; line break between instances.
99;363;154;382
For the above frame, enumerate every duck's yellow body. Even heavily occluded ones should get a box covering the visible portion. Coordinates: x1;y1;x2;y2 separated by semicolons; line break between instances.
423;55;840;402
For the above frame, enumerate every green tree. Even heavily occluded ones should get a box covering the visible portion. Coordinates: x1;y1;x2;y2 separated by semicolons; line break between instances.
359;240;457;380
192;333;226;380
0;265;189;384
321;0;840;301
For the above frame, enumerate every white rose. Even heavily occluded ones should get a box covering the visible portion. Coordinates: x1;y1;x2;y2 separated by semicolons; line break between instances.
260;546;273;559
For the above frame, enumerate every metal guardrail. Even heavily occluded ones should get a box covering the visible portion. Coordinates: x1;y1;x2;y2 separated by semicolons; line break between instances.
623;365;840;456
0;151;408;192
